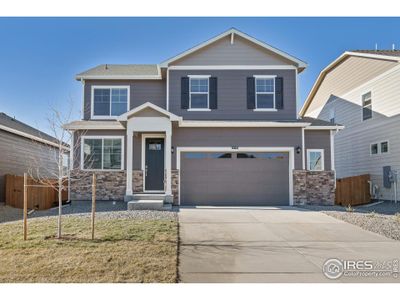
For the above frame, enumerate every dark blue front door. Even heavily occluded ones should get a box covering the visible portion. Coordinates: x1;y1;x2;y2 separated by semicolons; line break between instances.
145;138;165;191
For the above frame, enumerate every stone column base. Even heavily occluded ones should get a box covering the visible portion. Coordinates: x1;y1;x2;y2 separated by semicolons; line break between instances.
293;170;335;205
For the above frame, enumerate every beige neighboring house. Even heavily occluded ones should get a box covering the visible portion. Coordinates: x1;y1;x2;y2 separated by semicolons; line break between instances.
0;112;69;202
300;50;400;201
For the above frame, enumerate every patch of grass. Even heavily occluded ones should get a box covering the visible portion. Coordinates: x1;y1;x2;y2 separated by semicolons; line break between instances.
395;213;400;223
368;211;377;218
0;216;178;283
346;204;354;213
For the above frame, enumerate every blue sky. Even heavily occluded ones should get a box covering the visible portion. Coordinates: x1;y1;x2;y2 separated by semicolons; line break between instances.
1;17;400;135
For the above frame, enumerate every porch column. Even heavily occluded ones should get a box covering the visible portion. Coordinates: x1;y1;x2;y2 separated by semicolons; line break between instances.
126;130;133;195
165;130;172;196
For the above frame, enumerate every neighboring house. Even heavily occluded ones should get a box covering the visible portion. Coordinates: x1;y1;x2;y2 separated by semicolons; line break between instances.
300;50;400;201
0;112;69;202
65;28;342;208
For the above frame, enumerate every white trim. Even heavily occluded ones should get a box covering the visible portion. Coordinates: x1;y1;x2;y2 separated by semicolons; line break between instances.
254;76;276;110
118;102;181;121
253;109;277;112
304;126;345;130
0;124;69;150
230;32;234;45
141;133;166;193
178;120;311;128
160;28;307;69
64;122;125;130
306;149;325;171
187;74;211;78
80;135;124;171
70;130;75;170
168;65;297;70
300;51;400;117
187;109;211;112
330;130;335;171
295;69;299;118
301;127;305;170
189;76;209;110
166;68;170;111
176;146;295;206
91;85;130;119
80;79;85;120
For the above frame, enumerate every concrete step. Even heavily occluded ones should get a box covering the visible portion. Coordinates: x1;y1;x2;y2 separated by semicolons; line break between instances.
133;194;166;201
128;200;167;211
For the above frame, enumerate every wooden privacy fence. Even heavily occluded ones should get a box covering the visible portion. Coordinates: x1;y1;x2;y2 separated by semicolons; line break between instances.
335;174;371;206
5;174;68;210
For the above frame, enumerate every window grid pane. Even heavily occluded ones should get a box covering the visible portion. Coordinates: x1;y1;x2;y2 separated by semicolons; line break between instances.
308;151;322;171
93;88;128;116
83;138;122;170
190;78;209;109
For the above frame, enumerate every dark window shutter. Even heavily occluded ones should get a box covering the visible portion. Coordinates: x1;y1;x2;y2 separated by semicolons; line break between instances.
181;77;189;109
275;77;284;109
247;77;255;109
209;77;218;109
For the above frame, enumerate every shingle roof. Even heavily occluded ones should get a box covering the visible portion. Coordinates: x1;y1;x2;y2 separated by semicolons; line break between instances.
76;64;160;79
351;50;400;57
0;112;60;145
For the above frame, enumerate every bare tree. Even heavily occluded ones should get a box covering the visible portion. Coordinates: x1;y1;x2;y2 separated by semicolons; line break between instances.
27;101;88;239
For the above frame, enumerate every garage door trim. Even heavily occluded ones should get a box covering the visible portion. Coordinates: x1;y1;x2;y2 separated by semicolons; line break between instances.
176;147;295;206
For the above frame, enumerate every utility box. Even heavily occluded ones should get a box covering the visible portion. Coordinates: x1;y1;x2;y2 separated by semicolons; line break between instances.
383;166;392;188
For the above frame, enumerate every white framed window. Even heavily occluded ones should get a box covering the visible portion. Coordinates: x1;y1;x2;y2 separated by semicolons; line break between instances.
81;136;124;171
255;75;276;110
362;91;372;121
307;149;324;171
189;76;209;110
91;86;130;118
370;140;389;155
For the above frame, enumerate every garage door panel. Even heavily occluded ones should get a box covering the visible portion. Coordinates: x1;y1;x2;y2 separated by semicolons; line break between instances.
181;151;289;206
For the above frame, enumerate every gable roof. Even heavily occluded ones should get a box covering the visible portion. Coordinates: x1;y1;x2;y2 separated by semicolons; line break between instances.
299;51;400;117
0;112;68;149
160;28;307;71
117;102;181;121
76;64;161;80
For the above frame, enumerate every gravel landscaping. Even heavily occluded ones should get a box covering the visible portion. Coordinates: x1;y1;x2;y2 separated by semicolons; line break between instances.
0;201;177;224
302;202;400;241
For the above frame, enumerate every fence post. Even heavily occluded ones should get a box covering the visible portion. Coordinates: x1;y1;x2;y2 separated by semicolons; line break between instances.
23;173;28;241
91;173;96;240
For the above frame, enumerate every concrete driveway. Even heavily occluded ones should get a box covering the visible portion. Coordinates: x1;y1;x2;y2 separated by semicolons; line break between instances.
178;207;400;283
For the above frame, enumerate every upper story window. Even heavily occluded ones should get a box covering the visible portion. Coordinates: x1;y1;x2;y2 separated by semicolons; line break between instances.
255;76;275;110
307;149;324;171
82;136;124;170
362;91;372;121
92;86;129;118
189;76;209;110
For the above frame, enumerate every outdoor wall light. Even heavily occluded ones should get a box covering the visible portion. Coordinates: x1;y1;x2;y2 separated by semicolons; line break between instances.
171;146;175;154
296;146;301;154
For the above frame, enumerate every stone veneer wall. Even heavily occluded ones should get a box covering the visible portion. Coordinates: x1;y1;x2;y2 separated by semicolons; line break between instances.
70;170;126;201
293;170;335;205
133;170;143;193
171;170;179;205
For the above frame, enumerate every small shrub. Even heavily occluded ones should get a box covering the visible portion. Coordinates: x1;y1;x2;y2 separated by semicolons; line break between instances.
368;211;377;218
346;204;354;212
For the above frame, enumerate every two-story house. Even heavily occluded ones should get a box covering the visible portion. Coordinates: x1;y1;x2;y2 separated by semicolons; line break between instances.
65;28;341;209
300;50;400;201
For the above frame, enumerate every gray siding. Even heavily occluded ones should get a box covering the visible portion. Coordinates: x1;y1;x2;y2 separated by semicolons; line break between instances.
172;127;303;169
83;80;166;120
0;130;59;201
304;130;332;170
171;35;295;66
169;69;297;120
